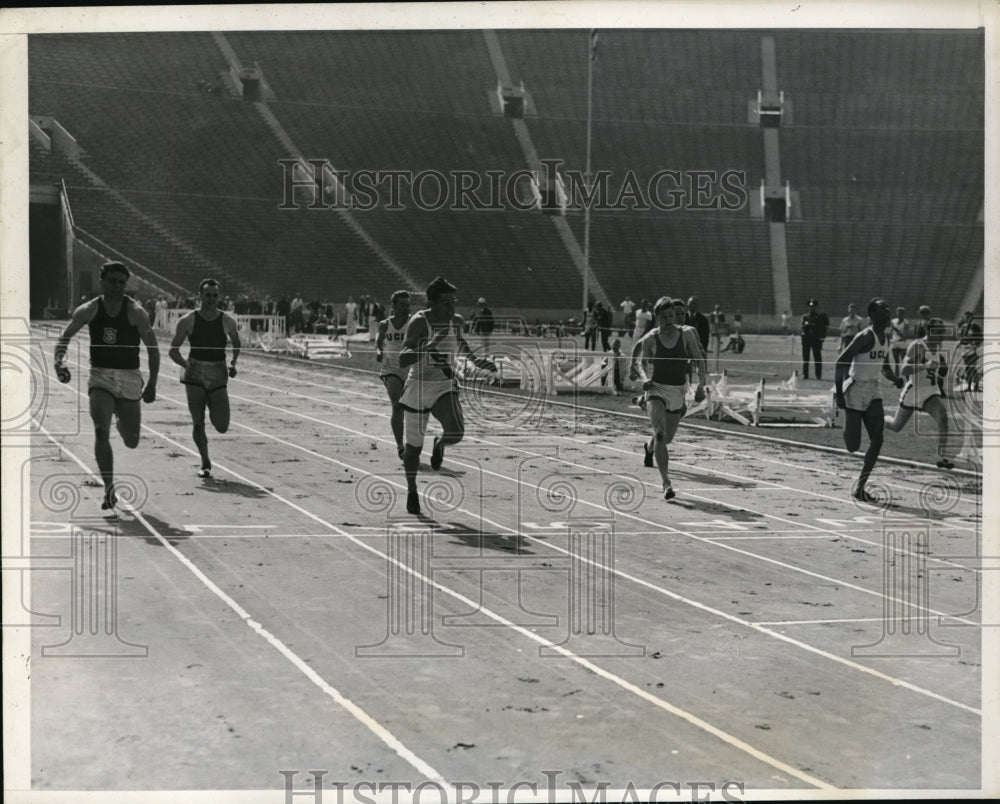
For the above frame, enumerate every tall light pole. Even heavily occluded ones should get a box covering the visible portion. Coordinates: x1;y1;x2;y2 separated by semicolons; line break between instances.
582;29;596;312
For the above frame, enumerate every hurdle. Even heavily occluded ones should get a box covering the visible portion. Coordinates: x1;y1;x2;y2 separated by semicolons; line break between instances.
704;371;762;426
280;335;351;360
455;355;524;388
544;352;615;396
756;371;837;427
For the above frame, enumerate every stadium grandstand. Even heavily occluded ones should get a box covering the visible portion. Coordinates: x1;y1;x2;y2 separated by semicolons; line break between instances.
27;29;983;326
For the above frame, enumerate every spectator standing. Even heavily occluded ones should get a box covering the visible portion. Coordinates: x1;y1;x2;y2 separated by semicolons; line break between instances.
155;297;168;330
476;297;495;353
290;292;305;334
619;296;636;337
277;295;291;334
800;298;830;379
632;298;654;342
888;307;910;379
596;302;612;351
685;297;710;356
344;296;358;337
839;303;864;350
583;303;599;351
359;295;370;337
369;298;384;341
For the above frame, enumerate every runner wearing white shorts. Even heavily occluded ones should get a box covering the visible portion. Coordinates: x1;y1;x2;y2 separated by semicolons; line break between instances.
53;262;160;510
376;290;412;460
884;319;953;468
398;277;496;515
632;297;707;500
168;279;241;479
835;298;900;503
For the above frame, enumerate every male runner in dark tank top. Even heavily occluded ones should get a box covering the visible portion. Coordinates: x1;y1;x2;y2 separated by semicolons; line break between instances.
54;262;160;510
169;279;241;478
631;296;707;500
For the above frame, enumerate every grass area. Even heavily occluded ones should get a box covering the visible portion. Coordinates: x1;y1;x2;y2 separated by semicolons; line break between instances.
300;332;978;468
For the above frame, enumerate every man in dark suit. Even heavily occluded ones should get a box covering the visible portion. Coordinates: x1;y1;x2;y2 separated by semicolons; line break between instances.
801;298;830;379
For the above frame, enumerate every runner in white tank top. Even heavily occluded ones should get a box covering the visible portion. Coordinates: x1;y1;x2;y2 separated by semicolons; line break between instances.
398;277;496;515
375;290;412;459
883;318;955;469
835;298;900;503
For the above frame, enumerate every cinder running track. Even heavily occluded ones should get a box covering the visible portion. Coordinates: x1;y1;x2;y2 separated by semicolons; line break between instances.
18;328;987;798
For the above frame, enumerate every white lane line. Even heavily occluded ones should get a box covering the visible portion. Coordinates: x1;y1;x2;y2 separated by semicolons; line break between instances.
234;376;981;555
69;375;976;718
55;378;982;622
44;416;836;789
35;425;451;789
198;384;986;631
180;400;980;717
235;356;981;487
755;617;923;627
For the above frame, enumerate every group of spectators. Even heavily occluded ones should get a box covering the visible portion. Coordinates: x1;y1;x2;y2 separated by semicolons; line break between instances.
581;296;738;356
799;298;983;391
100;291;386;338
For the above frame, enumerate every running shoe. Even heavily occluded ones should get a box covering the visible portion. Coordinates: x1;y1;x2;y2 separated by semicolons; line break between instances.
936;458;955;470
643;441;654;468
663;483;676;501
853;487;879;504
198;466;212;479
430;436;444;470
406;491;421;515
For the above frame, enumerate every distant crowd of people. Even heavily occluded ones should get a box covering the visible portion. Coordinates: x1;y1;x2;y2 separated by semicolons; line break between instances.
88;287;981;394
90;291;387;338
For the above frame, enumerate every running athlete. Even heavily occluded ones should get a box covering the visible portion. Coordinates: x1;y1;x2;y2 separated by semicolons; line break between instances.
168;279;241;478
884;318;954;469
53;261;160;510
375;290;411;460
398;277;496;515
835;298;902;503
631;297;707;499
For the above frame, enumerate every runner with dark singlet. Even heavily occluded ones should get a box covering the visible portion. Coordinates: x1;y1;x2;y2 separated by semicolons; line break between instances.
53;261;160;510
631;296;707;500
168;279;241;479
375;290;412;460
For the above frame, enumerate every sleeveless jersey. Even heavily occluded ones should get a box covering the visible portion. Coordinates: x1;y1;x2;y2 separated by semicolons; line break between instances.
650;328;690;386
189;310;227;362
380;317;407;375
849;327;890;381
408;312;458;384
904;339;945;387
89;296;140;369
